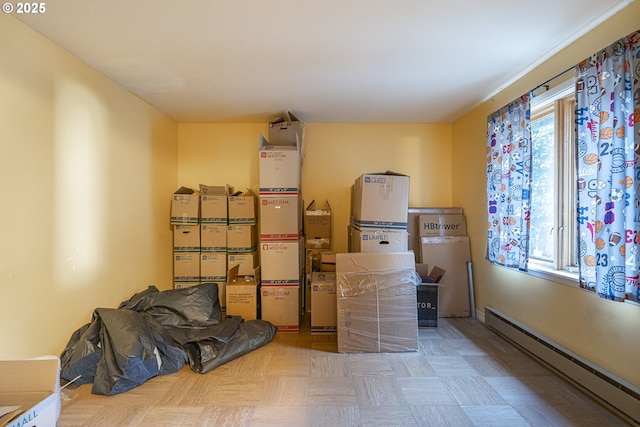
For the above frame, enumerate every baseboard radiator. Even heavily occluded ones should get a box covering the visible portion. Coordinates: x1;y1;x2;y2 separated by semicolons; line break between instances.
484;307;640;423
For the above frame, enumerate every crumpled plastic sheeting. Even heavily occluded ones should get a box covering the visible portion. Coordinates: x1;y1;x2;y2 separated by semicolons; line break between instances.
59;283;276;395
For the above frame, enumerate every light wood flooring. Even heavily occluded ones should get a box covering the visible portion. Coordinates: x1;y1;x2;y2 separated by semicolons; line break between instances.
57;315;634;426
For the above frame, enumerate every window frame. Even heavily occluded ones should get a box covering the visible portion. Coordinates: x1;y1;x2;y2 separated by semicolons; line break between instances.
527;78;579;287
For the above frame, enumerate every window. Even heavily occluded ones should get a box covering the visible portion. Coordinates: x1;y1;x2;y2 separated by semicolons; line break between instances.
529;79;578;282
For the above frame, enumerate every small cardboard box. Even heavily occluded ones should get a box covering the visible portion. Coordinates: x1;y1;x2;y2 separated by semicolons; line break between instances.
351;172;410;230
200;252;227;282
304;200;331;249
261;285;300;332
228;251;259;276
260;238;304;285
0;357;60;427
311;272;337;333
200;224;227;252
349;226;409;253
173;225;201;252
228;191;256;224
171;187;200;225
227;225;257;253
419;214;467;237
259;195;302;241
421;236;471;317
199;185;229;224
226;265;260;321
320;251;336;272
258;135;301;195
408;208;464;262
173;252;200;285
268;111;305;147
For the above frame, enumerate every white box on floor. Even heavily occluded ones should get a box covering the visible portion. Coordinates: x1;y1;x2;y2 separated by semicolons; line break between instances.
0;357;60;427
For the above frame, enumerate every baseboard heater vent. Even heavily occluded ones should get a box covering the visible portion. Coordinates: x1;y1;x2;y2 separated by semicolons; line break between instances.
484;307;639;423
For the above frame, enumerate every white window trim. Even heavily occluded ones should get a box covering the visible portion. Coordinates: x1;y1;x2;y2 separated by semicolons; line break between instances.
528;77;580;289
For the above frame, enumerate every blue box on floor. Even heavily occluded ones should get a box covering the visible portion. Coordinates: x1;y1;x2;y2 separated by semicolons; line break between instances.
417;284;438;327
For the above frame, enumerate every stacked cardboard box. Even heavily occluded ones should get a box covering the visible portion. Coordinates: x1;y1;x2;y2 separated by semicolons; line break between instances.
349;172;410;253
304;200;332;317
258;113;305;332
171;185;231;309
171;187;202;288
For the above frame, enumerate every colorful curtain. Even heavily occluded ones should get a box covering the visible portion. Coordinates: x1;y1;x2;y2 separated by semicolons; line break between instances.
575;30;640;302
486;95;532;271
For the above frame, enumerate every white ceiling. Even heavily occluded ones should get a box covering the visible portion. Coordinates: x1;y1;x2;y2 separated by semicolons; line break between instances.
13;0;631;124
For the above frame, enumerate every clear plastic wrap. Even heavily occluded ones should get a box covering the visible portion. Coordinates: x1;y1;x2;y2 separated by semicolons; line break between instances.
336;256;419;353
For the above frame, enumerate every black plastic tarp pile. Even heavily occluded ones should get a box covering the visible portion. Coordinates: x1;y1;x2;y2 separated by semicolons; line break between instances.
59;283;276;395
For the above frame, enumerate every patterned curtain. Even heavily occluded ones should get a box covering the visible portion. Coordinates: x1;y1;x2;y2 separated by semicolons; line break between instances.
575;30;640;302
486;95;532;271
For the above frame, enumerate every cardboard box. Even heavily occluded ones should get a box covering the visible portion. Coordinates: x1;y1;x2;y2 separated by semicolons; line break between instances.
258;135;301;195
421;236;471;317
173;252;200;285
200;252;227;282
261;285;300;332
0;357;60;427
415;263;446;283
200;224;227;252
228;191;256;224
408;208;464;262
336;252;418;353
349;226;408;253
260;238;303;285
311;272;337;333
419;214;467;237
200;186;228;224
227;225;257;253
259;195;302;241
417;284;439;327
304;200;331;249
225;265;260;321
320;251;336;272
171;187;199;225
268;111;305;147
351;172;409;230
228;251;259;276
173;225;201;252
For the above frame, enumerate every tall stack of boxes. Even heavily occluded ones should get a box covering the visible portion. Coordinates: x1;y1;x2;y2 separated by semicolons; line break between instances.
171;185;230;309
258;114;305;332
199;185;230;308
304;201;334;332
335;171;419;353
171;187;201;288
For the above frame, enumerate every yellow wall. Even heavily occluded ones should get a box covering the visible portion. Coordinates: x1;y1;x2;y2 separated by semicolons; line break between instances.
178;123;452;252
452;1;640;387
0;15;179;359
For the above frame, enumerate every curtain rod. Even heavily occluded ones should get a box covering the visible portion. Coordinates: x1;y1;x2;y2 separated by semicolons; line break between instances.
530;65;575;95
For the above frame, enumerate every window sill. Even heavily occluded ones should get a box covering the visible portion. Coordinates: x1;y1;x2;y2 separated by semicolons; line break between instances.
526;262;579;288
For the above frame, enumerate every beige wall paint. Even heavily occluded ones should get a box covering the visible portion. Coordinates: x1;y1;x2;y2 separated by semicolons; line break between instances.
0;15;179;359
178;123;452;252
452;2;640;387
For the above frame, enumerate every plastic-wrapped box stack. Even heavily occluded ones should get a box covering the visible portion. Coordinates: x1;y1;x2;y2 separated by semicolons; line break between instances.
348;171;410;253
258;113;305;332
336;252;419;353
